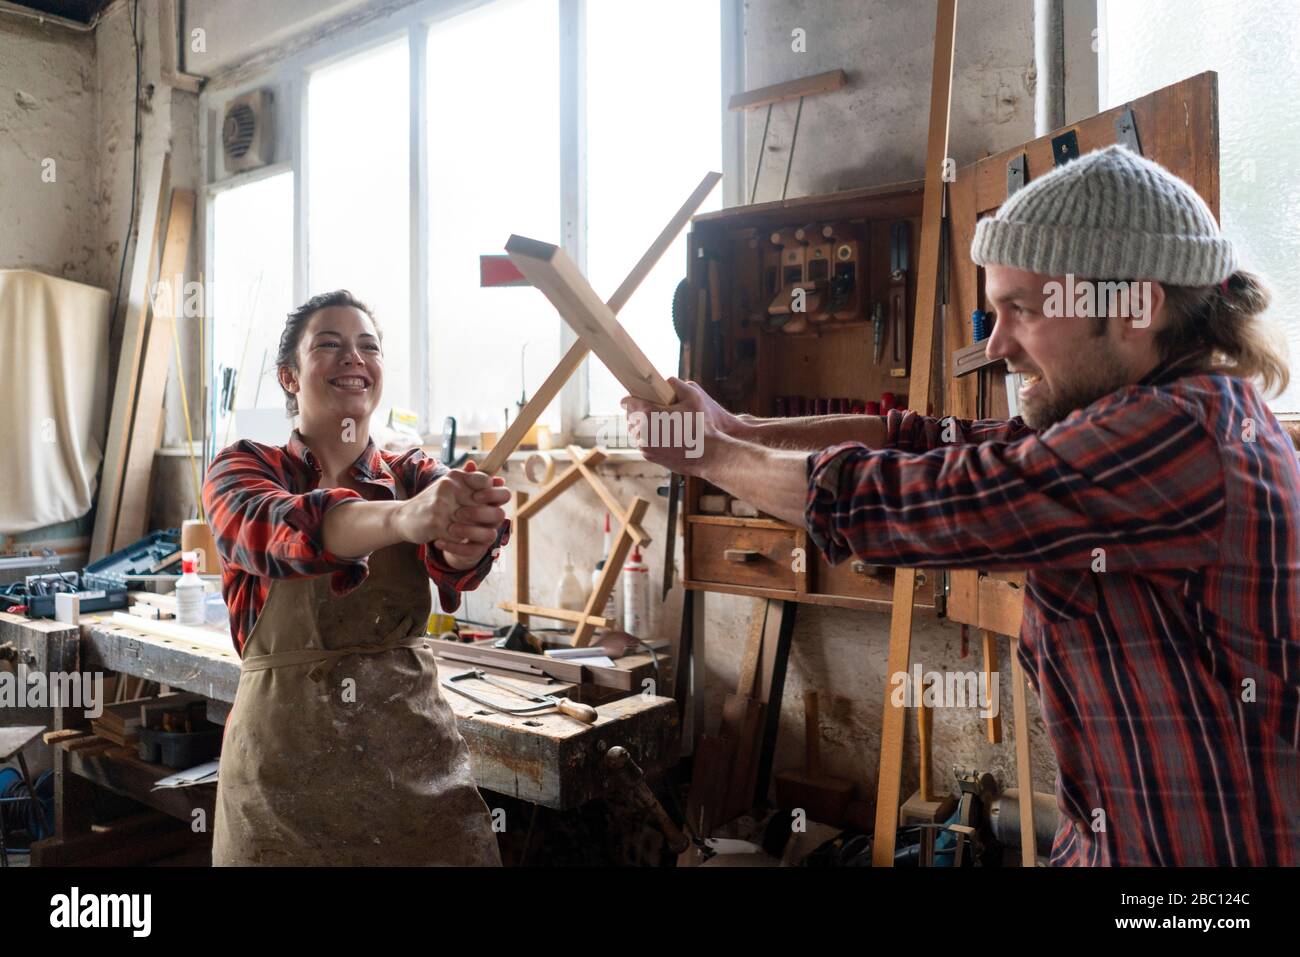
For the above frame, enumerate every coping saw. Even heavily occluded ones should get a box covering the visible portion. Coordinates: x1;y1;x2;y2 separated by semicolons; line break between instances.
443;669;598;724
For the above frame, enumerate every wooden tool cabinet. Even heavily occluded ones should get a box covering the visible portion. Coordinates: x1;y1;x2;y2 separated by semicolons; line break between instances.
680;181;945;613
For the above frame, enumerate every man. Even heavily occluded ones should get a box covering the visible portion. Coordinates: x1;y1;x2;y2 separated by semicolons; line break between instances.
625;146;1300;866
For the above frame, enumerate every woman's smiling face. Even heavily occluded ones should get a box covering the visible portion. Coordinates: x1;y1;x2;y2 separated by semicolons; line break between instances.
280;305;384;429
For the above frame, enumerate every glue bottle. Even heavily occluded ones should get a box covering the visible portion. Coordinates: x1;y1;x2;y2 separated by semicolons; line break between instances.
175;551;205;626
591;513;618;623
622;545;649;637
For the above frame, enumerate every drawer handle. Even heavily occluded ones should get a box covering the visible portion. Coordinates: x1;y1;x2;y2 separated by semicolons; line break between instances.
724;548;761;564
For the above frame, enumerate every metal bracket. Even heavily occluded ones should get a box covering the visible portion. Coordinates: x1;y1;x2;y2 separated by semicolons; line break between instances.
890;221;910;279
1006;153;1027;197
1051;129;1079;167
1114;107;1142;155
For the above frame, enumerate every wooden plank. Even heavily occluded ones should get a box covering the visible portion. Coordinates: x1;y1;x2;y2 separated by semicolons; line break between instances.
497;601;614;629
512;490;529;627
751;599;796;805
574;497;650;646
90;153;170;562
873;0;957;868
506;235;676;405
481;172;720;474
1010;637;1037;866
983;630;1003;742
113;188;195;550
728;68;846;112
718;599;769;819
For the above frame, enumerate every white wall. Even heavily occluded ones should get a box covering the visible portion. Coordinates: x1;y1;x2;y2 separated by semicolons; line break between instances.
0;15;99;283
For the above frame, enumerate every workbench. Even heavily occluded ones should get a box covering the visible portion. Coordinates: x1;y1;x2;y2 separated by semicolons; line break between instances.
1;608;679;859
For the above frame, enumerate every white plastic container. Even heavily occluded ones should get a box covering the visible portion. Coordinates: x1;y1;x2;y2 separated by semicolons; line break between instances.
622;545;650;637
174;551;206;626
555;554;588;611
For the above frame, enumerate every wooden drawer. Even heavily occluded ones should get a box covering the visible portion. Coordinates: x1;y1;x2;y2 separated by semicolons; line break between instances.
815;554;895;603
689;522;798;592
814;555;935;605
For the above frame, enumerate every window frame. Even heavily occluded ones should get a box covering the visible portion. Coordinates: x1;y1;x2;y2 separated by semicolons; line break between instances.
200;0;743;447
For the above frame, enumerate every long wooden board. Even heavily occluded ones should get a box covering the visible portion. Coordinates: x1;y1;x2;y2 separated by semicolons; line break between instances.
113;188;195;550
90;153;171;561
873;0;957;867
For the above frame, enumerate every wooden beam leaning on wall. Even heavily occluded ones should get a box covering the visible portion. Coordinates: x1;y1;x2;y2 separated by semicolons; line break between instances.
480;171;720;475
91;154;171;562
872;0;958;867
113;188;196;552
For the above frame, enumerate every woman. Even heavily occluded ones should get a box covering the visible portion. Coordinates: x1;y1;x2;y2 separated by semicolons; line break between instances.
202;290;509;866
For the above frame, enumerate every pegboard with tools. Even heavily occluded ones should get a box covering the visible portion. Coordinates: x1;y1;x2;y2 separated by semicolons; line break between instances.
679;182;941;614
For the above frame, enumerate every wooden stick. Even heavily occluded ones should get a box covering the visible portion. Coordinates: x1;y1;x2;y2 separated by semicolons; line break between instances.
90;154;171;561
983;629;1003;742
573;497;649;647
114;189;195;551
737;599;766;697
506;236;675;405
480;171;720;474
728;69;847;112
1011;637;1037;866
513;490;529;628
565;445;651;547
872;0;958;868
496;602;615;629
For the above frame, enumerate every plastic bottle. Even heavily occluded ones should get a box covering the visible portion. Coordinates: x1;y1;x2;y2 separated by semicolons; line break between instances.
556;554;588;611
175;551;205;626
622;545;650;637
591;513;618;622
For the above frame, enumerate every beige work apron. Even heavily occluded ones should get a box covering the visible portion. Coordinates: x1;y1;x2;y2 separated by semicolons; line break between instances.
211;463;502;866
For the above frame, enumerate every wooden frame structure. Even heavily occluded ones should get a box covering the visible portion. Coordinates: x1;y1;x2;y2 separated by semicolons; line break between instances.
499;446;652;648
480;171;721;475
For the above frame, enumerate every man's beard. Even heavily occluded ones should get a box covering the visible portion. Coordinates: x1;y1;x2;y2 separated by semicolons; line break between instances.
1019;340;1135;430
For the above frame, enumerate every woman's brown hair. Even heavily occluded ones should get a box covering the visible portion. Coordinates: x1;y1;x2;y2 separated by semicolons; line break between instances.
275;289;381;415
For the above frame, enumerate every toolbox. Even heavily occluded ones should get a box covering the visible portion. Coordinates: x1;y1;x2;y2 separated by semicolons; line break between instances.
0;529;180;618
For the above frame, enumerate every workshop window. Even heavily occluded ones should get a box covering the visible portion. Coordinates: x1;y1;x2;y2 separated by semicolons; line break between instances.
1101;0;1300;411
211;171;296;445
307;37;413;418
425;0;562;438
204;0;736;445
584;0;724;419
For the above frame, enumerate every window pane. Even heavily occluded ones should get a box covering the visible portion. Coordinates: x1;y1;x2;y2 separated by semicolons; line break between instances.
1102;0;1300;410
427;0;561;437
586;0;722;417
212;171;295;445
308;38;411;416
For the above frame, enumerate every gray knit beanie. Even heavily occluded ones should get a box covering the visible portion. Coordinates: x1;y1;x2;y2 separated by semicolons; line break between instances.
970;144;1236;286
